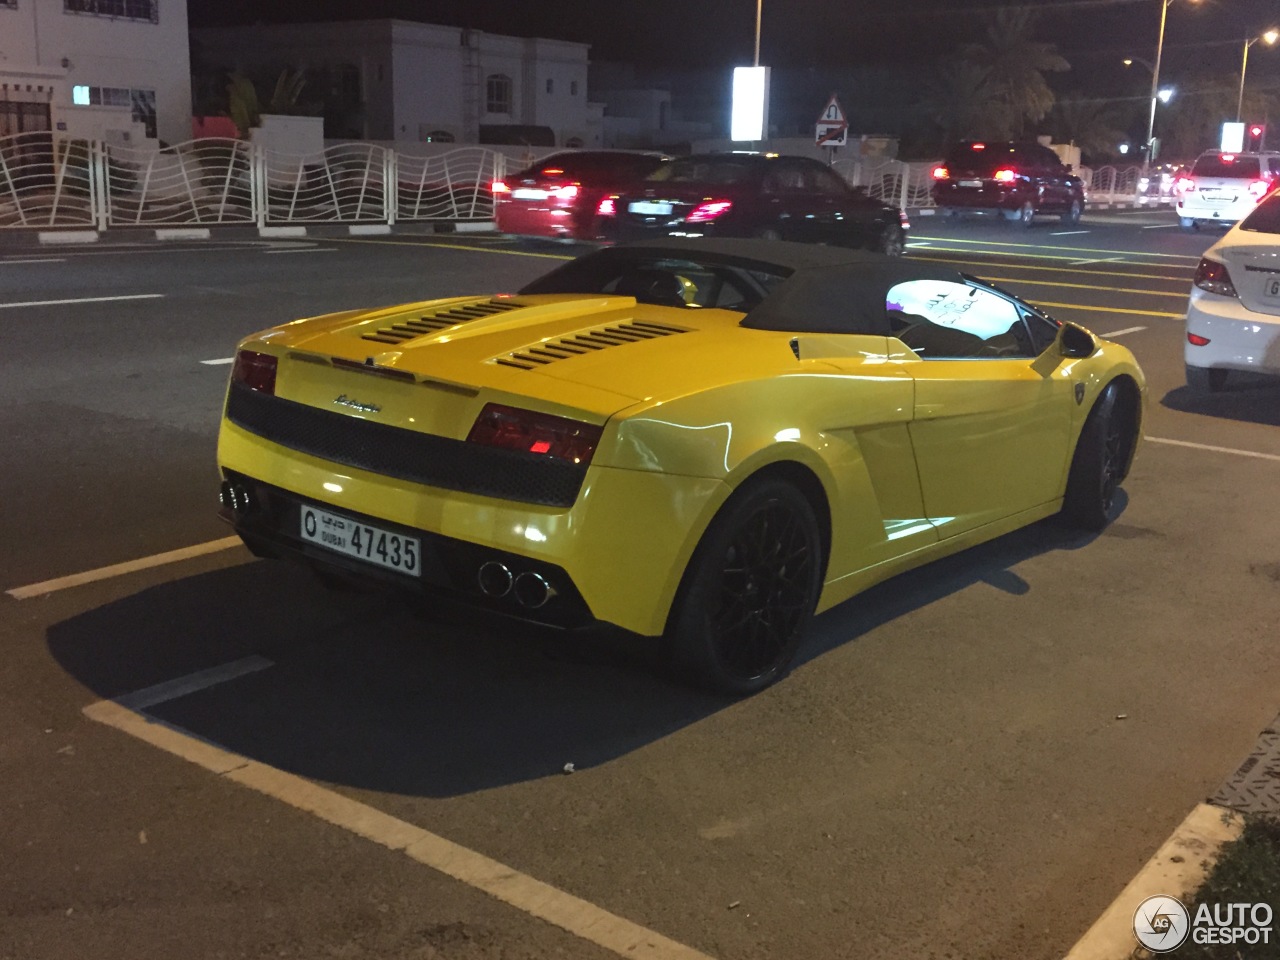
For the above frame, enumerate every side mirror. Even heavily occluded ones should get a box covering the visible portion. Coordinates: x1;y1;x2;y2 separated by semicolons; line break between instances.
1059;322;1096;359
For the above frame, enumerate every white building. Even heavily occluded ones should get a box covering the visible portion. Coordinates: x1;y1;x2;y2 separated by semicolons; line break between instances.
192;20;600;148
0;0;191;145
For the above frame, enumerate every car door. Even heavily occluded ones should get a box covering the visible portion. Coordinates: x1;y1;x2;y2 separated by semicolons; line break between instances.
887;278;1076;536
760;159;825;243
806;162;881;246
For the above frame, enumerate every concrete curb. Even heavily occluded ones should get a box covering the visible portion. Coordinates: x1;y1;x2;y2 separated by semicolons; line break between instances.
1062;803;1244;960
5;221;500;248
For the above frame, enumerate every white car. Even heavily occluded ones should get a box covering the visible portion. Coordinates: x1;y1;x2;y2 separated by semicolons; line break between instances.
1184;188;1280;390
1176;151;1280;231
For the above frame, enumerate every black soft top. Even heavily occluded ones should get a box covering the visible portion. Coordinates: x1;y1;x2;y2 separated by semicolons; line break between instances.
520;238;966;336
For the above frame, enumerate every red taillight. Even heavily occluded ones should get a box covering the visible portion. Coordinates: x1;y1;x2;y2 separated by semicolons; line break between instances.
1193;258;1238;298
1176;177;1195;193
1187;332;1211;346
993;168;1017;182
686;199;733;223
551;183;580;200
232;350;277;394
1248;179;1271;201
971;142;986;151
466;403;603;465
541;167;565;176
931;165;950;180
596;195;617;216
491;179;510;194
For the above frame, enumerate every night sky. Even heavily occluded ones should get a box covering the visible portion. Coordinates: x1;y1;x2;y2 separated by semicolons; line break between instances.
189;0;1280;83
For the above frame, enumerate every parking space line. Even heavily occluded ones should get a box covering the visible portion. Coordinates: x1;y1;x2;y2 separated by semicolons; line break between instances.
264;248;338;255
0;293;165;310
5;536;243;600
201;357;234;366
1145;437;1280;463
1050;230;1090;236
910;234;1202;260
115;656;275;711
2;257;67;264
1099;326;1147;337
84;673;717;960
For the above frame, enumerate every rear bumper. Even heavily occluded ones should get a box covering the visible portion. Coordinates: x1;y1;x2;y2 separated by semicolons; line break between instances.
932;185;1029;212
1184;288;1280;376
1176;197;1256;224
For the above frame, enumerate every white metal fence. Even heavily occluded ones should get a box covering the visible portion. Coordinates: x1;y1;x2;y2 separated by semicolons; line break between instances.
0;133;506;230
1;133;1168;231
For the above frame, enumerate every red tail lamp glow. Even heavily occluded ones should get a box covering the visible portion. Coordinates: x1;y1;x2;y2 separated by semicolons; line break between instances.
467;403;603;465
686;200;733;223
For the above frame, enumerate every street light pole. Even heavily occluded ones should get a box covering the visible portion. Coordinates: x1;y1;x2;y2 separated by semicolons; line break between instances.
754;0;762;67
1238;30;1280;123
1143;0;1171;172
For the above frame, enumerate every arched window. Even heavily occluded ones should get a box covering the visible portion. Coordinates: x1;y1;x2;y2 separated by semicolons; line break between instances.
486;74;512;115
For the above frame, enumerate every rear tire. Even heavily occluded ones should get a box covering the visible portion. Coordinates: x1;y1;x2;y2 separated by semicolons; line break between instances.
1006;201;1035;227
1185;364;1227;392
1060;199;1082;225
666;479;822;696
1179;217;1199;232
1061;382;1137;531
879;225;905;257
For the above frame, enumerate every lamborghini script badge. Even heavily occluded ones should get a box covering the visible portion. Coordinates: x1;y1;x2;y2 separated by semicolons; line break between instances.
333;394;381;414
1074;383;1085;405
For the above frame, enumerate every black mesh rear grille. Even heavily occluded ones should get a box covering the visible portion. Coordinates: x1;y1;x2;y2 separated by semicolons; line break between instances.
225;381;588;507
496;321;689;370
361;299;527;344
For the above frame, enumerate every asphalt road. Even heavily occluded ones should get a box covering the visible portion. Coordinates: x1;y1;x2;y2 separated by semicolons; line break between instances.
2;209;1279;960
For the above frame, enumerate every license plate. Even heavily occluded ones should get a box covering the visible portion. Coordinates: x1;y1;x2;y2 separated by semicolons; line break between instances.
1201;192;1232;202
300;505;420;575
628;200;673;215
958;179;983;188
512;188;548;200
1264;277;1280;302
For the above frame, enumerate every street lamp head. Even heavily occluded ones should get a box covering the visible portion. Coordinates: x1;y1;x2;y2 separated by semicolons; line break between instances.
1263;29;1279;46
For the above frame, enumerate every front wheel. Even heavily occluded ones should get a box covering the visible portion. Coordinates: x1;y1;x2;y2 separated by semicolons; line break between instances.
1060;382;1138;531
879;225;905;257
666;479;823;696
1060;199;1082;225
1006;201;1035;227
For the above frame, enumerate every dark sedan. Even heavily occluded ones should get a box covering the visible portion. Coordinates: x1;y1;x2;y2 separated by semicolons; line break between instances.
602;153;908;255
932;140;1085;226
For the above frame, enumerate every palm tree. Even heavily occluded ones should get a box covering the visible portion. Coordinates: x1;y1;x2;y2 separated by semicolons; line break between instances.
964;9;1070;137
918;58;1004;148
1050;95;1129;163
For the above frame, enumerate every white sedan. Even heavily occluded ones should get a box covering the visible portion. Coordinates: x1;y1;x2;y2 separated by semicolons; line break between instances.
1185;189;1280;391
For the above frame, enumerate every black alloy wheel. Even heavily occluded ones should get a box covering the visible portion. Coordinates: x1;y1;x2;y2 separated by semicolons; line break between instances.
1061;382;1137;531
666;479;822;695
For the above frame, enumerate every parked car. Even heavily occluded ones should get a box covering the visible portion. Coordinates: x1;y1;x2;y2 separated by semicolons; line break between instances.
602;154;908;255
217;238;1145;695
1184;186;1280;390
932;140;1086;226
1175;150;1280;231
491;150;667;241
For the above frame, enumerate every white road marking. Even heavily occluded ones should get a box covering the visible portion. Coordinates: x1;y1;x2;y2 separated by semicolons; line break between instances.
264;247;337;255
906;241;932;247
84;668;716;960
1099;326;1148;337
201;357;235;365
1143;223;1181;229
1069;257;1126;266
0;293;164;310
115;656;275;711
2;257;66;264
1050;230;1090;236
6;536;243;600
1145;437;1280;463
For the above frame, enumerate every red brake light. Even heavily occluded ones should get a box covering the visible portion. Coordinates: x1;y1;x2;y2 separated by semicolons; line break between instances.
1248;179;1270;200
1193;258;1238;298
971;142;986;151
931;166;950;180
686;199;733;223
541;167;565;176
597;195;617;216
466;403;603;465
491;179;510;194
1187;332;1211;346
993;168;1017;182
232;350;277;394
551;183;580;200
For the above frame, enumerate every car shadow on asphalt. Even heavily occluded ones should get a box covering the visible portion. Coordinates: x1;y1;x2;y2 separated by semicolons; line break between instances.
1161;380;1280;427
46;506;1114;798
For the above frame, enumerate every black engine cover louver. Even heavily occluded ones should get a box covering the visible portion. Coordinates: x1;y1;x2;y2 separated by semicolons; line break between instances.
495;320;689;370
361;299;528;345
224;381;588;507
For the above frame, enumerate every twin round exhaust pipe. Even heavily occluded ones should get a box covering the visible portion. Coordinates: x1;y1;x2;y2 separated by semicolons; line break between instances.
477;561;556;609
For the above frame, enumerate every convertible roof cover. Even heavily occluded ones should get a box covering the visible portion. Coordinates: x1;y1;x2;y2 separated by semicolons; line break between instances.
522;239;968;336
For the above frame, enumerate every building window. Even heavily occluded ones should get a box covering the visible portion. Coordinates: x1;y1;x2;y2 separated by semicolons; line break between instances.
1;0;17;10
570;80;579;96
486;74;512;114
422;129;454;143
72;85;157;138
64;0;158;22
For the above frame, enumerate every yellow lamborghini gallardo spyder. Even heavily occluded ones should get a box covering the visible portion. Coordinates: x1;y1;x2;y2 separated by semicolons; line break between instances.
217;239;1145;694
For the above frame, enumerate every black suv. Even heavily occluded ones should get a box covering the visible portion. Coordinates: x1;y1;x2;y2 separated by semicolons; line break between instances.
932;140;1085;226
604;153;908;254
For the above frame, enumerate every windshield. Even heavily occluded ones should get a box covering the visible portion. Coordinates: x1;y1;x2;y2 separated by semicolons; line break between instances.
1192;155;1262;179
1239;191;1280;233
944;142;1021;172
645;159;756;185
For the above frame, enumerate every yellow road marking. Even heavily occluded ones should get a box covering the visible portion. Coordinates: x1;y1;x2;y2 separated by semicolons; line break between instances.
982;276;1188;298
911;234;1202;260
909;253;1191;283
1031;300;1184;319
